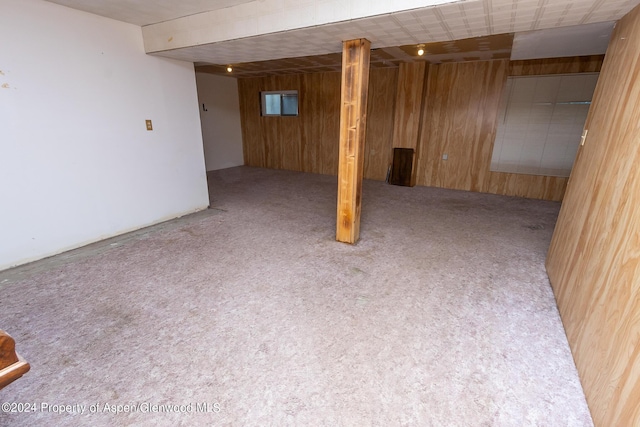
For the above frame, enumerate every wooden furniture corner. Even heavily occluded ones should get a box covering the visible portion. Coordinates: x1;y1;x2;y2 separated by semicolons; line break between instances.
0;330;30;390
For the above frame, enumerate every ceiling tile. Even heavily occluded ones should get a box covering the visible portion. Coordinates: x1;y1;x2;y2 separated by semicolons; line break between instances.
44;0;255;26
47;0;640;77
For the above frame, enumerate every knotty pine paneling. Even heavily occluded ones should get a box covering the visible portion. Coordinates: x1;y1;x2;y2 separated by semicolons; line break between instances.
238;68;396;180
546;6;640;427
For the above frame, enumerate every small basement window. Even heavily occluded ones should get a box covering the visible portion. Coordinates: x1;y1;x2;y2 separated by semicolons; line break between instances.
261;90;298;116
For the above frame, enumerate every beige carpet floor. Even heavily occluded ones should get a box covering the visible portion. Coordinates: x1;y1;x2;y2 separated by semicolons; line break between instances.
0;166;592;426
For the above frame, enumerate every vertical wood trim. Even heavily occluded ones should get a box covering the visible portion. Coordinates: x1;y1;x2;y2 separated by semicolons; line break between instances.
546;5;640;427
336;38;371;244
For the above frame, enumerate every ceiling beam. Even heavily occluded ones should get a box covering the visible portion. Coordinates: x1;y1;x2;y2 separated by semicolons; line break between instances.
141;0;462;54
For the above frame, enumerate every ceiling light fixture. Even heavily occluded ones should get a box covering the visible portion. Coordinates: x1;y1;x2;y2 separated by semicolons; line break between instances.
226;65;233;73
417;44;425;56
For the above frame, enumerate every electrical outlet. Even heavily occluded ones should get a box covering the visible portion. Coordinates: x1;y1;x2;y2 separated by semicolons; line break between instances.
146;120;153;131
442;154;448;160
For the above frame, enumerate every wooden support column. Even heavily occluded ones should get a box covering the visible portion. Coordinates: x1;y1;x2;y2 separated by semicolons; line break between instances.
336;38;371;244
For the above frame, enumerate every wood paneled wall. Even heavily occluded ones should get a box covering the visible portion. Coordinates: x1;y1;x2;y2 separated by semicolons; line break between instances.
510;55;604;76
238;55;603;201
238;68;396;180
239;73;340;174
487;172;568;201
493;55;603;200
391;62;426;150
415;59;509;193
391;62;427;185
413;55;603;201
546;6;640;427
363;68;397;181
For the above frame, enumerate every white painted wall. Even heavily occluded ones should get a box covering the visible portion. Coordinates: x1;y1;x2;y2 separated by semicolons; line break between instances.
0;0;209;270
195;73;244;171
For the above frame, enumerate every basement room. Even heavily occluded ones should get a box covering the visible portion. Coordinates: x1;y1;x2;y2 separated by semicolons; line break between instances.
1;0;639;426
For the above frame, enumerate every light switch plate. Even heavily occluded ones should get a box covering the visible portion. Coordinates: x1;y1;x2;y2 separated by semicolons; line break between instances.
146;120;153;131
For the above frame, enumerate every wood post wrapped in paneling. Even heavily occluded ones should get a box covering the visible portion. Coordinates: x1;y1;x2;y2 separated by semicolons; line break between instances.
336;39;370;244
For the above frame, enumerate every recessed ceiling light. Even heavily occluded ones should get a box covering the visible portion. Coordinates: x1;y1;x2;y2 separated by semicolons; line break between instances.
417;44;425;56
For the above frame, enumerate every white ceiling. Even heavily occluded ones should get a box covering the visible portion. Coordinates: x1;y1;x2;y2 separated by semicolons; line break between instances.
45;0;640;66
512;21;615;60
45;0;254;26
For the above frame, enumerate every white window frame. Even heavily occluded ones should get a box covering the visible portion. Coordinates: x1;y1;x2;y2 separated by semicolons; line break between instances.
260;90;299;117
